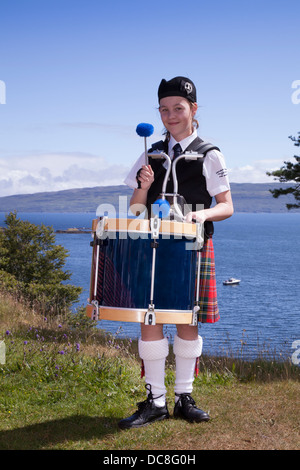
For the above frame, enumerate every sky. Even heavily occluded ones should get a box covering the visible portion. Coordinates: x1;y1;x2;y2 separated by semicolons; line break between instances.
0;0;299;197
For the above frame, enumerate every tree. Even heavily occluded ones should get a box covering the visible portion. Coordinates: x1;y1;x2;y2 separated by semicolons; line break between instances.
267;133;300;210
0;211;82;314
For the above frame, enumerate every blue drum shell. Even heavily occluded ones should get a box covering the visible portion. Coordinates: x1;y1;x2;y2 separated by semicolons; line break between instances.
96;233;197;311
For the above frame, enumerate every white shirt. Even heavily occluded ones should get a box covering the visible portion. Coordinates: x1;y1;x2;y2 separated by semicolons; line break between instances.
124;130;230;197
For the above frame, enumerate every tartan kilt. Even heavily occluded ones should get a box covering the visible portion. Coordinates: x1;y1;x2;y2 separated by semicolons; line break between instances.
197;236;219;323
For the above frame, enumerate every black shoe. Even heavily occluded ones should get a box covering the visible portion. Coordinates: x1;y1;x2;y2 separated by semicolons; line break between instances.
118;385;169;430
174;393;210;423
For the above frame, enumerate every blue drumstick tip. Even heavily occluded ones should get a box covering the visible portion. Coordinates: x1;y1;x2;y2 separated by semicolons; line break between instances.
136;123;154;137
152;198;170;218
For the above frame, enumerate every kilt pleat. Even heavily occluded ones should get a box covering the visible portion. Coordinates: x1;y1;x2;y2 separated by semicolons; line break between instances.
197;237;219;323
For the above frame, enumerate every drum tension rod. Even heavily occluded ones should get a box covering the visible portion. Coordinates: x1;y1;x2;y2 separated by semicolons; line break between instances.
191;305;200;326
145;304;156;326
144;217;161;326
90;300;99;321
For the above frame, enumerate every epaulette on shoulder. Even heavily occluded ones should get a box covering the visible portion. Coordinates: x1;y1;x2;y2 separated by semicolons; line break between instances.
193;141;220;155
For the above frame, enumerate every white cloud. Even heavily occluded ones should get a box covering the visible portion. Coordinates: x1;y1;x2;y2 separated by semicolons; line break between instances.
0;152;288;198
0;152;129;197
228;159;284;183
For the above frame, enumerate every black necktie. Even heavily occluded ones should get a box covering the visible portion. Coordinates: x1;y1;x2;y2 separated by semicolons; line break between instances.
172;143;182;160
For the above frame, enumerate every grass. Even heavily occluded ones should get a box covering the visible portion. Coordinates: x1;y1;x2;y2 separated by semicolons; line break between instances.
0;292;299;451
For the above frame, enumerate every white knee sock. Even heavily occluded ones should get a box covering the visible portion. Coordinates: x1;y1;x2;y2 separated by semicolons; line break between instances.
173;334;203;401
138;337;169;407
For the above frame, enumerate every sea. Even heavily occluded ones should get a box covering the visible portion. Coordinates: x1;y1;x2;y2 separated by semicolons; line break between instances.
0;211;299;363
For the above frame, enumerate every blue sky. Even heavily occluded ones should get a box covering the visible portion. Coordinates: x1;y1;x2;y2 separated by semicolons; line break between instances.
0;0;299;196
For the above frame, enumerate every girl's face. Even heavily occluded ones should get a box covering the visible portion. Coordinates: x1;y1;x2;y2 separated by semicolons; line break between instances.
159;96;197;142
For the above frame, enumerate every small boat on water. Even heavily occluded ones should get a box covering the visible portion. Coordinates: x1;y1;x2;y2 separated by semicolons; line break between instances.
223;278;241;286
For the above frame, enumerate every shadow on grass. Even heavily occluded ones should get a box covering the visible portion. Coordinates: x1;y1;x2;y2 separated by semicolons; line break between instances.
0;414;122;450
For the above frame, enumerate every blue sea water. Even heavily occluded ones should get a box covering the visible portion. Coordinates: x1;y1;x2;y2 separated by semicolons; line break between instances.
0;211;299;361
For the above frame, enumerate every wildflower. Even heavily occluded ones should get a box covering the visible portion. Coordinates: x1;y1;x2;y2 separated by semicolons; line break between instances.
24;341;28;345
76;343;80;352
58;324;62;328
58;350;65;355
5;330;10;336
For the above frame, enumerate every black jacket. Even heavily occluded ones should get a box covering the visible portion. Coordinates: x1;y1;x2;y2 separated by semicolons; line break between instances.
146;137;220;236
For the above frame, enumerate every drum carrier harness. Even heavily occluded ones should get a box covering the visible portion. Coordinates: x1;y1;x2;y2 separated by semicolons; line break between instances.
141;137;220;238
141;137;220;325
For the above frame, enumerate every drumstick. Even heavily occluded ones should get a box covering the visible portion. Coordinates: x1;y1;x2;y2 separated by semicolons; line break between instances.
152;198;170;219
136;122;154;165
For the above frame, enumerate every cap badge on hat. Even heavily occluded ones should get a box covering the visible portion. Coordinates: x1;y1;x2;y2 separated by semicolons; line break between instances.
184;81;193;94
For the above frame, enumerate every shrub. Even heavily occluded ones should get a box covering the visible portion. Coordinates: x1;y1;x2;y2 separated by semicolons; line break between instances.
0;212;81;315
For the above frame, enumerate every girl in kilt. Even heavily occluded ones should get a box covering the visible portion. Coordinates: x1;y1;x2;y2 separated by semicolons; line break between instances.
119;76;233;429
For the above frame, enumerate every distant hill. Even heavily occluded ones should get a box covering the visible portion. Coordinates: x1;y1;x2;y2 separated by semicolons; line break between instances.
229;183;297;213
0;183;297;213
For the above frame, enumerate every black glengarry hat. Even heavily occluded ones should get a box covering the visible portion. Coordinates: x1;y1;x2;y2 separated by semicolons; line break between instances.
158;76;197;103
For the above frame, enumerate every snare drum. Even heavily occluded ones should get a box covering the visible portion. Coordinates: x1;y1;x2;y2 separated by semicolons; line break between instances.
86;218;203;324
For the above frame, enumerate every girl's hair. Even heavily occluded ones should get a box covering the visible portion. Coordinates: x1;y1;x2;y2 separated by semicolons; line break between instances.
161;102;199;141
